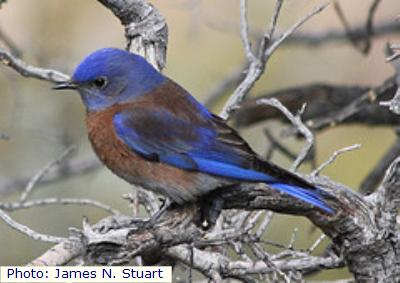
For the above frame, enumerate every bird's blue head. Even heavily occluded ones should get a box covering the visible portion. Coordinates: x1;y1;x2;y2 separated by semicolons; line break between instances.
54;48;166;111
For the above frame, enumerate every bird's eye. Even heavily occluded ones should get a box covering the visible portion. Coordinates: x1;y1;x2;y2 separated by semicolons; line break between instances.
93;77;108;89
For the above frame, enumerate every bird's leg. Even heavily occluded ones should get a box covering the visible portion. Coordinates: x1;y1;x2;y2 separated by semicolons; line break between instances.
147;197;173;226
199;196;224;229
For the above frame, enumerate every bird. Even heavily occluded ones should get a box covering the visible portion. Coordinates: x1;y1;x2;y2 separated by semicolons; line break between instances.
54;47;333;215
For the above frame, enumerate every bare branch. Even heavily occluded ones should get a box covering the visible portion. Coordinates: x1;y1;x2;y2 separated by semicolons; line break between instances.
264;128;298;161
386;52;400;62
333;0;381;54
0;198;120;215
266;0;284;41
287;20;400;47
380;48;400;113
239;0;256;62
233;76;399;129
29;241;84;266
168;245;342;278
360;137;400;195
373;156;400;222
0;157;101;198
204;62;247;107
97;0;168;70
312;144;361;176
308;234;326;253
0;209;66;243
264;3;330;60
220;2;329;119
256;98;314;171
0;48;69;83
363;0;382;53
205;21;400;109
254;211;274;239
20;145;76;203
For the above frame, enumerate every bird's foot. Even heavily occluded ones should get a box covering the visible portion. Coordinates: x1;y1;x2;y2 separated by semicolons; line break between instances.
146;198;173;227
199;196;224;230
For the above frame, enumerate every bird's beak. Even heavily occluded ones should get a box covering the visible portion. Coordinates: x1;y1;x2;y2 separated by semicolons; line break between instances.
53;81;78;90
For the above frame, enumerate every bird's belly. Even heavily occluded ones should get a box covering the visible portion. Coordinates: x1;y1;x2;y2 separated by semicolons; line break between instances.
86;111;226;204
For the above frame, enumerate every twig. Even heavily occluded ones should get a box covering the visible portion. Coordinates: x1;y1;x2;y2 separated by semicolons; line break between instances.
136;187;160;215
264;129;298;161
205;20;400;109
20;145;76;202
256;98;314;171
169;245;342;277
333;2;360;51
249;243;290;283
333;1;381;54
312;144;361;176
233;76;399;129
203;0;282;109
207;15;400;47
360;137;400;195
239;0;256;62
29;240;84;266
380;88;400;114
204;62;247;107
308;234;326;253
287;20;400;47
0;209;66;243
0;48;69;83
0;157;101;198
386;51;400;62
363;0;382;53
0;198;120;215
266;0;284;42
264;3;330;60
288;227;298;250
242;211;264;232
254;211;274;240
220;2;329;119
308;89;380;130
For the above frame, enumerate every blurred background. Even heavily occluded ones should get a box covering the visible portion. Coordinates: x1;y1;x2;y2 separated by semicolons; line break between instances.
0;0;399;280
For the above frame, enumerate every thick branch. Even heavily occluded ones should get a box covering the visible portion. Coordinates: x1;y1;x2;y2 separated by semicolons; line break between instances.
31;178;374;279
97;0;168;70
233;76;399;129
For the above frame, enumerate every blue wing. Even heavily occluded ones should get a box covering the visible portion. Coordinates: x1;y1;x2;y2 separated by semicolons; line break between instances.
113;106;333;213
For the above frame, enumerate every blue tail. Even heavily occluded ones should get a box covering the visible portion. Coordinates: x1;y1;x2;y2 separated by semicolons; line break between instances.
192;158;334;213
270;182;334;214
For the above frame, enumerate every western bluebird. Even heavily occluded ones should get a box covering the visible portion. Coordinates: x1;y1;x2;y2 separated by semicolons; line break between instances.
54;48;333;214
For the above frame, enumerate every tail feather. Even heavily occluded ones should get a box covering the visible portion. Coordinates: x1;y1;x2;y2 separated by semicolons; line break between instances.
190;156;334;213
270;182;334;213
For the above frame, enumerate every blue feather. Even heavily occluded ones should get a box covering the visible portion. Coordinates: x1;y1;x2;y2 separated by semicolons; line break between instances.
113;109;334;213
112;96;333;213
189;156;333;213
269;183;333;213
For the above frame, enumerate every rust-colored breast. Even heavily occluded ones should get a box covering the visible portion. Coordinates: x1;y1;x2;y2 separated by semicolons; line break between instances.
85;102;220;204
86;104;144;183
